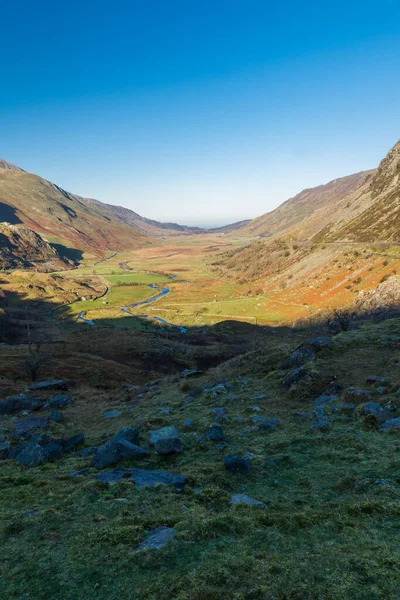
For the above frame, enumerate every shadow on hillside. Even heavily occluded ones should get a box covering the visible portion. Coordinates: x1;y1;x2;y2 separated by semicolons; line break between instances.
0;203;22;224
50;243;83;263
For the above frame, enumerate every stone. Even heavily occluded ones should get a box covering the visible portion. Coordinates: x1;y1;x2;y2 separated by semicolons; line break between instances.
157;407;172;415
149;427;180;445
15;442;48;467
209;407;229;422
205;424;224;441
114;440;150;460
310;418;330;430
257;418;279;432
47;396;72;409
0;394;44;415
180;369;203;378
13;417;49;439
183;419;193;429
224;454;251;474
366;376;391;385
281;346;316;369
49;411;64;423
339;403;356;414
136;526;176;551
96;467;186;490
27;380;68;392
44;443;64;460
312;395;338;407
282;367;306;388
154;436;183;455
345;389;371;401
249;405;261;411
379;418;400;432
314;406;325;420
0;442;11;460
76;446;97;457
103;409;122;418
230;494;267;507
91;441;120;469
63;432;85;453
362;402;393;423
112;427;140;446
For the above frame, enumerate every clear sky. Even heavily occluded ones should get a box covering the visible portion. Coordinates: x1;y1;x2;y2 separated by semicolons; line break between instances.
1;0;400;227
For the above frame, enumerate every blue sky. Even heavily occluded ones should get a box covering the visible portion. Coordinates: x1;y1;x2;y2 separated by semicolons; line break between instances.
1;0;400;226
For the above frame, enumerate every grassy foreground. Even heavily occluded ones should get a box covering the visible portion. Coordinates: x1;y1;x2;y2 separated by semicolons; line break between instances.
1;317;400;599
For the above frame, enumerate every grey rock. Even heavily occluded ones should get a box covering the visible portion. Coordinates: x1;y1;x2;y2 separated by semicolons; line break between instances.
112;427;140;446
345;389;371;401
362;402;393;423
257;418;279;432
312;395;338;407
154;436;183;455
249;405;261;412
27;380;68;392
76;446;97;457
180;369;202;378
103;409;122;419
91;441;120;469
44;443;64;460
47;395;72;409
205;423;224;441
157;407;172;415
13;416;49;439
97;467;186;490
0;394;44;415
49;411;64;423
149;426;179;445
314;406;325;420
367;376;391;385
15;442;48;467
210;407;229;422
281;346;316;369
379;418;400;432
230;493;267;507
282;367;306;388
63;432;84;453
224;454;251;474
114;440;150;460
136;526;176;551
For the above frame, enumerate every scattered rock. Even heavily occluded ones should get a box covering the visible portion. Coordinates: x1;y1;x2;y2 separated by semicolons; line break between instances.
114;440;150;460
0;442;11;460
205;423;224;441
367;376;391;385
183;419;193;429
13;417;49;439
312;395;338;407
76;446;97;457
224;454;251;474
281;346;316;370
0;394;44;415
136;526;176;551
154;436;182;455
294;411;313;420
305;337;334;350
310;418;330;430
62;432;85;453
257;418;279;432
47;396;72;409
103;409;122;419
92;441;121;469
282;367;306;388
149;427;179;446
157;407;172;415
27;380;68;392
112;427;140;446
44;443;64;460
362;402;393;423
97;467;186;490
345;389;371;402
14;442;48;467
180;369;203;378
49;411;64;423
379;418;400;432
210;407;229;422
230;494;267;507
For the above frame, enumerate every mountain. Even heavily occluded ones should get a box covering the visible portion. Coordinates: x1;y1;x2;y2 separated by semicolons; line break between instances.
241;171;374;237
0;223;71;271
0;161;205;257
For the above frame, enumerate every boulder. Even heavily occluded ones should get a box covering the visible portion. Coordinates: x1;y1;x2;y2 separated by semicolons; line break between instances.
136;526;176;551
96;467;186;490
362;402;393;423
257;418;279;432
103;409;122;419
0;394;44;415
44;443;64;460
76;446;97;457
154;436;182;455
62;432;84;453
224;454;251;474
0;442;11;460
281;346;316;370
282;367;306;388
345;389;371;402
14;442;48;467
47;396;72;409
112;427;140;446
114;440;150;460
149;427;180;445
209;407;229;422
91;441;120;469
205;424;224;441
379;418;400;432
49;411;64;423
312;395;338;407
13;417;49;440
230;494;267;508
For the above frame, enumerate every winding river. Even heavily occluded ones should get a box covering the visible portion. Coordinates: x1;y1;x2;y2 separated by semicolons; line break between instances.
78;274;187;333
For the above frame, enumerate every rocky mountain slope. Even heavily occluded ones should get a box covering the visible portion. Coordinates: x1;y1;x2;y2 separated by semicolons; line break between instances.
0;223;72;271
241;170;374;237
0;161;205;256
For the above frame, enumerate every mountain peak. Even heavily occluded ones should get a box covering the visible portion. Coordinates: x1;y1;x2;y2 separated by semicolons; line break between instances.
0;159;24;172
